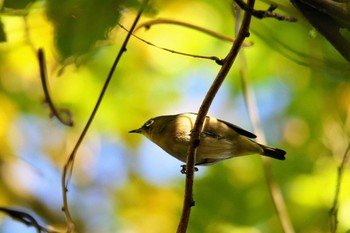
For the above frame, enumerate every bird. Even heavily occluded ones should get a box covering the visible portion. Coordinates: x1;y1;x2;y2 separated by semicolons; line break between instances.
129;112;286;166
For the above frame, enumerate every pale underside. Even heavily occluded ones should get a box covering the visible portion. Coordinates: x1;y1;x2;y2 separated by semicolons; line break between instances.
148;113;263;165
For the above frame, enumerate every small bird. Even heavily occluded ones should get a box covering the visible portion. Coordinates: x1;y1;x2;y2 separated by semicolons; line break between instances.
129;113;286;166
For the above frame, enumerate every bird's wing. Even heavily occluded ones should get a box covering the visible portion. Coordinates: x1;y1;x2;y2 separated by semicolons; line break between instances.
186;112;257;139
217;118;257;138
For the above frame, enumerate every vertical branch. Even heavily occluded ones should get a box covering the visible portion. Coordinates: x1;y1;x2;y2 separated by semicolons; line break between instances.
37;48;74;127
330;144;350;233
176;0;256;232
235;2;295;232
239;38;295;233
60;2;148;232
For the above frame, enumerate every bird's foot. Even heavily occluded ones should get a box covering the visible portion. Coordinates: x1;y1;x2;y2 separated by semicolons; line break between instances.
180;165;198;174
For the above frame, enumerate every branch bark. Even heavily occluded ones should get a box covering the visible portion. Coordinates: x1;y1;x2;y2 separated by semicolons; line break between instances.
176;0;256;232
37;48;74;127
60;1;148;232
136;18;252;45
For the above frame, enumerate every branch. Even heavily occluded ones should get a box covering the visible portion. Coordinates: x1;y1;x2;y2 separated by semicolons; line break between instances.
234;0;297;22
330;144;350;233
239;28;296;233
136;18;253;47
119;23;223;65
60;1;149;232
0;207;60;233
176;0;256;232
235;3;295;232
37;49;74;127
240;64;296;233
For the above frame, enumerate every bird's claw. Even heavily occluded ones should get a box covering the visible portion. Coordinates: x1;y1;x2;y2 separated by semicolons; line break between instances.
180;165;198;174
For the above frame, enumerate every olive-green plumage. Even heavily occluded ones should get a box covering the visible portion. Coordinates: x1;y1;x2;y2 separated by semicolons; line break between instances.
129;113;285;165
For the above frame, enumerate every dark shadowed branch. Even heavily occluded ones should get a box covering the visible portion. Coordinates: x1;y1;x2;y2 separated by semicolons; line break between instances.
0;207;60;233
37;49;74;127
291;0;350;62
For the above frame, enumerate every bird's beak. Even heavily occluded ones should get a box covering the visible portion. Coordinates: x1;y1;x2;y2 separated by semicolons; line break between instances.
129;128;142;133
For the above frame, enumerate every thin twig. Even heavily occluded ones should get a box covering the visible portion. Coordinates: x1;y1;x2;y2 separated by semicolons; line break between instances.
0;207;60;233
37;49;74;127
264;161;294;233
239;35;295;233
60;1;148;232
239;30;296;233
234;0;297;22
176;1;256;232
330;143;350;233
119;23;223;64
235;1;295;232
136;18;253;47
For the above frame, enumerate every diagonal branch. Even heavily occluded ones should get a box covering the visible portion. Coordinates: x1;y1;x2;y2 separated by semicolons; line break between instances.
119;23;223;64
60;1;149;232
330;143;350;233
176;0;256;232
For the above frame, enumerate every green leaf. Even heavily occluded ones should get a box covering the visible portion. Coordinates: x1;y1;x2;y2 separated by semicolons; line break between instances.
46;0;139;61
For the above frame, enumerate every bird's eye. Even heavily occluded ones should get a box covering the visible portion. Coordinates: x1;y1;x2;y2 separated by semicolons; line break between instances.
144;119;154;128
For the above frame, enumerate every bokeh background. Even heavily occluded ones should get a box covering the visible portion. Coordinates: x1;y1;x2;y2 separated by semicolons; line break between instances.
0;0;349;232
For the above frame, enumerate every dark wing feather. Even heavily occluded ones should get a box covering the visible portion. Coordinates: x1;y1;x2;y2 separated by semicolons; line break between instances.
187;112;257;138
217;118;257;138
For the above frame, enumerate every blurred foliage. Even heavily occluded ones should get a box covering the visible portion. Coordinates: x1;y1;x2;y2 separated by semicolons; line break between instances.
2;0;34;9
0;0;350;233
0;20;6;42
46;0;140;60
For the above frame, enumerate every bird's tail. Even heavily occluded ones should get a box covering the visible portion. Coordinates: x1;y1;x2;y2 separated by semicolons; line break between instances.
259;144;286;160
